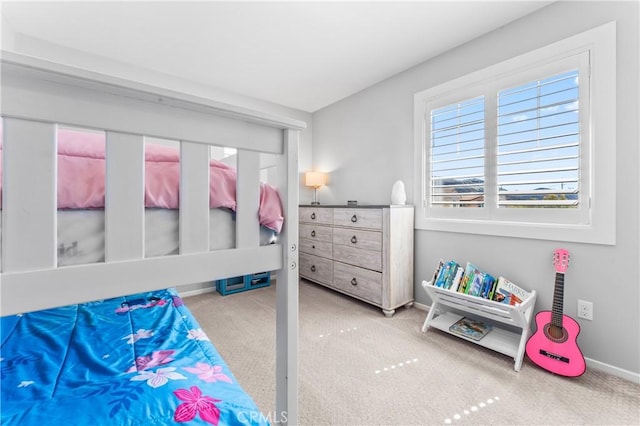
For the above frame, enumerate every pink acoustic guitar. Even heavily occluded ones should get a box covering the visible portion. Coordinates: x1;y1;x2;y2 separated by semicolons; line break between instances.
525;248;586;377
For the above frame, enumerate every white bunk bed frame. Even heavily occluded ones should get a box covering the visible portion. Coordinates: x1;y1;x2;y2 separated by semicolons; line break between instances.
0;51;303;424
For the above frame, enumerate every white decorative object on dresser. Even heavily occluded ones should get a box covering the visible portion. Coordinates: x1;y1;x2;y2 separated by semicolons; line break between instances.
299;205;414;316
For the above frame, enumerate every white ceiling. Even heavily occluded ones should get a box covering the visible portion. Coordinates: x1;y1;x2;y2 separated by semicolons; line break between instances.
1;1;551;112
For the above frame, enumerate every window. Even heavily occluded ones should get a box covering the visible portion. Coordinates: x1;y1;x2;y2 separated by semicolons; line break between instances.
414;22;616;244
430;96;485;208
496;70;580;210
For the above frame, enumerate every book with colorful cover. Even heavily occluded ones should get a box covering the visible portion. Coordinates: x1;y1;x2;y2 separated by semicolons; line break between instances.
435;261;453;287
443;260;461;289
457;262;478;294
492;276;530;305
449;317;493;341
461;263;496;298
449;265;465;292
479;273;497;299
431;259;444;286
467;270;486;297
434;260;456;288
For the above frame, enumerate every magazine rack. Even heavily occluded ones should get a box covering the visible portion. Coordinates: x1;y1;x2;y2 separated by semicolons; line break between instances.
421;280;537;371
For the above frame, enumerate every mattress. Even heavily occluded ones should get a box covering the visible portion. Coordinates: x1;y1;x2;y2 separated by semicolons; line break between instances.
0;288;269;425
0;208;277;267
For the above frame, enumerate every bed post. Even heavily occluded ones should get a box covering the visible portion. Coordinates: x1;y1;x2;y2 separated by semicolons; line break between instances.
276;128;299;425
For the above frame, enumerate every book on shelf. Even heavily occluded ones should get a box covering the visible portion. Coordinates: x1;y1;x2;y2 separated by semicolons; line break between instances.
434;261;450;288
467;271;485;297
479;273;497;299
457;262;478;294
448;317;493;341
430;259;517;303
492;276;530;305
449;265;465;292
431;259;444;286
432;260;463;290
443;260;462;289
459;263;496;299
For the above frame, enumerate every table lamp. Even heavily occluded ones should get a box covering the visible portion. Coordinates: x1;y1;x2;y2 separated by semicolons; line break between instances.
305;171;327;205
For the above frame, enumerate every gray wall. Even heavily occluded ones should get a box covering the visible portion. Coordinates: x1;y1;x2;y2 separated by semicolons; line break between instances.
312;1;639;377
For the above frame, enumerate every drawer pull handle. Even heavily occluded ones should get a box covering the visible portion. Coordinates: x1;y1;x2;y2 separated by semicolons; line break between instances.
310;265;317;272
311;212;316;220
311;230;316;237
350;236;358;244
351;214;358;223
312;245;316;249
351;278;358;286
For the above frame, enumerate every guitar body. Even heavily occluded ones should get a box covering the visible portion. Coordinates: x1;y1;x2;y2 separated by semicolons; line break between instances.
526;310;586;377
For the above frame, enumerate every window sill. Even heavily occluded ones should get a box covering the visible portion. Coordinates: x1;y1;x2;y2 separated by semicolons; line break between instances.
415;216;615;245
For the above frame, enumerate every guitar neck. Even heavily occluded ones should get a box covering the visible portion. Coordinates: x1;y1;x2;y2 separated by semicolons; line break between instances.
551;272;565;326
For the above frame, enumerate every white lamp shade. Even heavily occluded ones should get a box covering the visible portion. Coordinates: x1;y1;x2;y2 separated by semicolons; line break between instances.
305;171;327;188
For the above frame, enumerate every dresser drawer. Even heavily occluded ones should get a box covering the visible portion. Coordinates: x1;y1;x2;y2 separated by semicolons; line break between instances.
299;238;332;258
300;207;333;225
299;223;333;243
300;254;333;285
334;262;382;305
333;244;382;271
333;227;382;251
333;208;382;229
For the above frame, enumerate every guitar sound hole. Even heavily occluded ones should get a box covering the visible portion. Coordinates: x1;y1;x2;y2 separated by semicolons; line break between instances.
544;324;569;343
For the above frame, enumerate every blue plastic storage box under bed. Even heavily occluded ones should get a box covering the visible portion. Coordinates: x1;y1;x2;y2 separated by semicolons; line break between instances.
216;272;271;296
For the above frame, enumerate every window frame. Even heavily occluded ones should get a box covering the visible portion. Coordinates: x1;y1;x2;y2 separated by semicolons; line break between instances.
413;22;616;245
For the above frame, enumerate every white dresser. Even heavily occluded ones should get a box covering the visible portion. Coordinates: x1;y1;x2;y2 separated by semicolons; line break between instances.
299;205;414;316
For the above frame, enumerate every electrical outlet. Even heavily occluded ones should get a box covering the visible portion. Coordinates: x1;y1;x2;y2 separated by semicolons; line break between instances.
577;300;593;320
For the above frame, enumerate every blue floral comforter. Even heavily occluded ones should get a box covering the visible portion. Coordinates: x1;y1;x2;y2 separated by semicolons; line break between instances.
1;288;268;426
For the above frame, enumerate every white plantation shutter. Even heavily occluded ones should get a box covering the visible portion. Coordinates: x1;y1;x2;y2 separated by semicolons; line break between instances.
430;97;485;208
425;56;588;221
414;23;615;244
496;70;580;209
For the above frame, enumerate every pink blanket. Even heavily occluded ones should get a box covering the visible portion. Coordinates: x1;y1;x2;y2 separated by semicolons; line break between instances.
0;128;284;233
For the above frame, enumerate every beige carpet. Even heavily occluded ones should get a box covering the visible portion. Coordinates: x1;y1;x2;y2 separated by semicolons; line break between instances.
184;279;640;425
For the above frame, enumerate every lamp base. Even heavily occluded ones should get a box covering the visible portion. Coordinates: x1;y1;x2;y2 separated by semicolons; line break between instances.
310;201;320;205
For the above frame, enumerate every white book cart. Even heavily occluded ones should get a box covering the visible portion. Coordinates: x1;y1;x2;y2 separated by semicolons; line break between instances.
421;280;537;371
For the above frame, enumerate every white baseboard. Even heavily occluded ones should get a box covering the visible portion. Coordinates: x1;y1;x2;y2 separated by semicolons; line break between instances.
178;285;217;298
413;300;639;384
414;301;430;311
585;358;640;384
